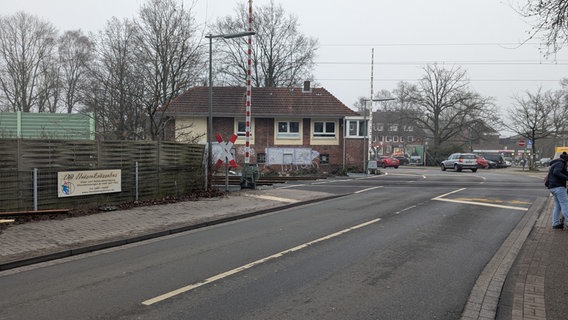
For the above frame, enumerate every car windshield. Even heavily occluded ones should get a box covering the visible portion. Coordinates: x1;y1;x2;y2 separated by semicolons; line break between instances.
461;155;475;159
484;155;501;161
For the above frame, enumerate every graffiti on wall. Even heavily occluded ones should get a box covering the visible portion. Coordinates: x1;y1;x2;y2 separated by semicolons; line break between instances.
266;147;320;169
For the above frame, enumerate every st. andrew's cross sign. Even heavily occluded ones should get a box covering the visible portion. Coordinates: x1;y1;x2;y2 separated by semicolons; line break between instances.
215;133;238;168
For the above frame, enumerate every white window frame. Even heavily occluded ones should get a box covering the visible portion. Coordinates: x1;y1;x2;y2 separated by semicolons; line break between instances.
277;120;300;139
346;119;367;138
313;120;336;138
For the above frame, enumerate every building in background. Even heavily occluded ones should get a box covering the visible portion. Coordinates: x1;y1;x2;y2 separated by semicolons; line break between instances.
164;83;366;173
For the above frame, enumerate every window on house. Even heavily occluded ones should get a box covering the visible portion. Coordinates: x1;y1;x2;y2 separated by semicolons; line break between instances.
236;120;251;137
389;125;398;132
313;121;336;138
346;120;366;137
386;136;392;142
277;121;300;138
257;153;266;164
400;136;404;142
393;136;399;142
372;123;383;131
404;125;413;132
408;136;413;142
320;154;330;164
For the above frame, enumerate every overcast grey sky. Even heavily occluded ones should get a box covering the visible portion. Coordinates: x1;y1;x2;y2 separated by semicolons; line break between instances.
3;0;568;132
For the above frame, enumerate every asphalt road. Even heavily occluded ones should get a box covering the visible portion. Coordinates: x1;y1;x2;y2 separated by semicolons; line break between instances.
0;168;547;320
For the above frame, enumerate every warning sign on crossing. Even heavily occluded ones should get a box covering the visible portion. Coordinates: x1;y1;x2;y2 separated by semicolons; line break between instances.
215;133;237;168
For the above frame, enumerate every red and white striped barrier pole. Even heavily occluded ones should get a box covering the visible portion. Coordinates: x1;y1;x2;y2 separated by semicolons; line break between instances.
245;0;253;165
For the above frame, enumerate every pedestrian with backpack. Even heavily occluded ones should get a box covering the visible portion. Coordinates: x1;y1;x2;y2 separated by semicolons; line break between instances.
546;152;568;229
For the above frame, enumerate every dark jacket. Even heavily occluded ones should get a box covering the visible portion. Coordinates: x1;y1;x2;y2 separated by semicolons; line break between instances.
547;159;568;189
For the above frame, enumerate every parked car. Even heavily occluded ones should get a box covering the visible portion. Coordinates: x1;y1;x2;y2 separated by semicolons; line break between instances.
393;156;410;165
537;157;551;167
441;153;478;172
377;156;400;169
482;154;507;168
475;155;489;169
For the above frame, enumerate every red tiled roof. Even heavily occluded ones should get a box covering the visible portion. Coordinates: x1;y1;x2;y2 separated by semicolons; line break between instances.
164;86;360;118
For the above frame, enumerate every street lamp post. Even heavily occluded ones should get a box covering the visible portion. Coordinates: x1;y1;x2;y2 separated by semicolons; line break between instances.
205;31;255;189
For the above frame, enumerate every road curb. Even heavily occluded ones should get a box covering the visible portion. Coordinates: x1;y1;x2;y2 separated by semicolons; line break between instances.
460;196;547;320
0;194;344;272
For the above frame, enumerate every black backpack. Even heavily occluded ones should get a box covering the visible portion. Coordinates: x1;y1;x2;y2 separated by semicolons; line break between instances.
545;172;550;188
545;162;561;188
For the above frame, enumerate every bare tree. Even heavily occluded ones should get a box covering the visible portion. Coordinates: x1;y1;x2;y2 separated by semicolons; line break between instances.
59;30;94;113
519;0;568;54
134;0;204;140
394;64;497;157
35;54;61;113
212;0;318;88
553;79;568;143
86;17;146;140
0;12;58;112
506;88;563;168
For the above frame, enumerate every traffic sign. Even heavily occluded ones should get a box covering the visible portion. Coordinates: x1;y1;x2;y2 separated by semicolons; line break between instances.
518;139;526;147
215;133;238;168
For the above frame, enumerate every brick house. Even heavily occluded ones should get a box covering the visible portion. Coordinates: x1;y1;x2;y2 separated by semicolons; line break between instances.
164;83;365;173
371;110;429;164
371;110;501;164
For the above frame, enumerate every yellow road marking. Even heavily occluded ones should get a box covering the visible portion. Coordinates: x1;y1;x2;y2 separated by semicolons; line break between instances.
432;188;528;211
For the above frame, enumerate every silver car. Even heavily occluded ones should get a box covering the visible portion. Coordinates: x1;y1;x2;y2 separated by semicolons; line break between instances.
441;153;478;172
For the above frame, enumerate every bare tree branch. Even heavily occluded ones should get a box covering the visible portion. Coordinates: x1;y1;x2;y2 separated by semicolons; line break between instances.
212;0;318;88
59;30;94;113
395;64;497;149
505;87;562;168
134;0;204;140
519;0;568;54
0;12;57;112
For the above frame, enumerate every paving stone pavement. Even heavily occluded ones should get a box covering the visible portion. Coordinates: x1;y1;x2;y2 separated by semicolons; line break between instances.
496;194;568;320
0;188;339;270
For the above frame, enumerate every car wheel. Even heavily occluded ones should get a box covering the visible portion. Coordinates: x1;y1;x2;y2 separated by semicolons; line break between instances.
472;168;477;173
454;164;462;172
382;163;387;168
394;166;399;169
441;164;446;171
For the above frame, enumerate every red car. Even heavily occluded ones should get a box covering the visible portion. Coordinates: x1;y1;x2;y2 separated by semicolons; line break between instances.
475;155;489;169
377;156;400;169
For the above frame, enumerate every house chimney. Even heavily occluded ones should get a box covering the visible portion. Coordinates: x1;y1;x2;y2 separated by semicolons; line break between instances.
303;81;311;92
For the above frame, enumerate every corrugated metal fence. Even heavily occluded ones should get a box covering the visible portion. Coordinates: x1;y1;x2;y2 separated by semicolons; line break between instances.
0;139;205;212
0;112;94;140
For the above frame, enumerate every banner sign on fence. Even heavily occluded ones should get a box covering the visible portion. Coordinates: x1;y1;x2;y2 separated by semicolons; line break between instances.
58;169;122;197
